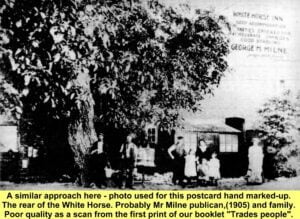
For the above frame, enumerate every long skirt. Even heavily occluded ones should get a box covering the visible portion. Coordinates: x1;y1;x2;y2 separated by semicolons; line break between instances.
184;154;197;178
247;169;263;184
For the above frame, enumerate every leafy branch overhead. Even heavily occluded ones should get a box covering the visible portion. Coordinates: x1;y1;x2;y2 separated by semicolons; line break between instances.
0;0;230;130
85;0;230;130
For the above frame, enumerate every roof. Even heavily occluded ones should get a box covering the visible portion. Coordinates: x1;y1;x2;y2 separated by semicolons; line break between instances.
181;120;241;133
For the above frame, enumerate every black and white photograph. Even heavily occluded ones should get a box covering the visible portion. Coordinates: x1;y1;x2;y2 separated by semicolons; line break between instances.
0;0;299;190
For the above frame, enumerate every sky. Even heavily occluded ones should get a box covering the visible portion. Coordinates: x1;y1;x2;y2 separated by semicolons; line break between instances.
167;0;300;128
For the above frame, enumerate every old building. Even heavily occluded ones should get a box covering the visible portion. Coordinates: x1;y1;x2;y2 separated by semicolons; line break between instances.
145;117;249;177
0;117;20;181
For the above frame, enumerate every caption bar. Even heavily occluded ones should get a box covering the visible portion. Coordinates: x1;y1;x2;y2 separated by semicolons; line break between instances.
0;191;299;219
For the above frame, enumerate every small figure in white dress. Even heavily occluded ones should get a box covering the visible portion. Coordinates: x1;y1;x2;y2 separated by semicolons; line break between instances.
199;158;210;181
184;148;197;180
208;152;221;180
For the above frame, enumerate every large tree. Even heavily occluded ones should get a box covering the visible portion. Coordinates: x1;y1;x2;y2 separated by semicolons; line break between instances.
0;0;230;184
1;0;98;183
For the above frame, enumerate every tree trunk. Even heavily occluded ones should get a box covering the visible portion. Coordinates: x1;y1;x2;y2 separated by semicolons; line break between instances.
67;71;97;187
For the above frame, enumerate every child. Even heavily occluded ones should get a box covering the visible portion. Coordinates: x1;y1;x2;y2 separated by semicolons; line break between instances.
208;152;221;185
197;158;210;186
184;148;197;185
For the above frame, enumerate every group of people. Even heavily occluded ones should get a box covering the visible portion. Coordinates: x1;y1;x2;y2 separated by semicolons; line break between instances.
88;132;268;188
168;136;269;186
168;137;220;186
88;133;137;189
249;137;279;183
88;133;221;189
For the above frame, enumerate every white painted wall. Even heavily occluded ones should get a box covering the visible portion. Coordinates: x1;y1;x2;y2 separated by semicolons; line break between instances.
165;0;300;128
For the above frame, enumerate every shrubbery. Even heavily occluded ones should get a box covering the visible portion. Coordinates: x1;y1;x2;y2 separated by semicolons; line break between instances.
259;91;300;178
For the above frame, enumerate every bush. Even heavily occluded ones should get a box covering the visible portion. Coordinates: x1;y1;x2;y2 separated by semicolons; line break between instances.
258;91;299;178
275;143;300;177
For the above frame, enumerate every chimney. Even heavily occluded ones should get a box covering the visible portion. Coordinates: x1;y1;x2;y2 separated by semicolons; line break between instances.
225;117;245;132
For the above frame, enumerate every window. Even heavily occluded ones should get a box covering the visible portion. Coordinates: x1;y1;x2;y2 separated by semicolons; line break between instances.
0;125;18;152
197;133;216;148
147;128;156;144
219;134;238;152
183;132;197;152
146;124;157;144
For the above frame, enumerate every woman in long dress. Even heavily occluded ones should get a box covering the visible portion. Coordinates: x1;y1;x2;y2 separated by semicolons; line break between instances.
196;139;211;180
247;137;264;184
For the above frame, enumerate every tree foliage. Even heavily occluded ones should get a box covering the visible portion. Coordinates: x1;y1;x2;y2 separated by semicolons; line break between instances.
0;0;99;183
258;91;297;149
1;0;229;131
1;0;93;122
84;0;230;130
1;0;230;182
258;90;300;177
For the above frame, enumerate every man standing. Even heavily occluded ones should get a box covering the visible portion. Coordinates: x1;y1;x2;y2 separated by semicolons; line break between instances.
168;136;186;186
89;133;109;188
119;134;137;189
